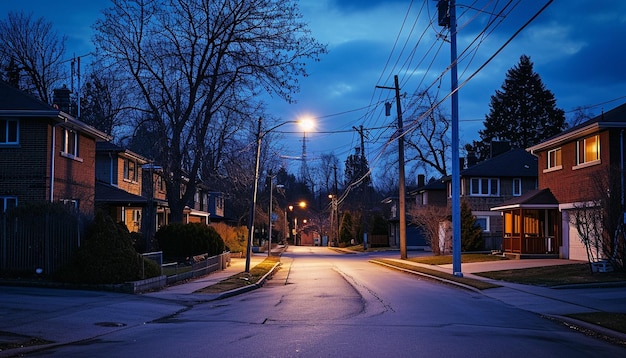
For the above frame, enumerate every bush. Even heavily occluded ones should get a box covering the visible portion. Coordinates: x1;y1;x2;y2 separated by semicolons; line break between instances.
156;222;225;260
56;212;154;284
461;200;484;251
211;222;247;255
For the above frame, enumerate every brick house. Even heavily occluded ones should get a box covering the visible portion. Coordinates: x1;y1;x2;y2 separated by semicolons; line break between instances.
0;81;109;216
446;148;538;251
95;142;148;233
517;102;626;260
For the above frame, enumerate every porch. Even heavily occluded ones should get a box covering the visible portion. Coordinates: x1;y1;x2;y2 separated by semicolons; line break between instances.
492;189;561;258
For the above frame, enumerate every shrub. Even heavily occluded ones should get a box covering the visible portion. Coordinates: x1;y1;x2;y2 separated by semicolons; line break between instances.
211;222;247;254
56;212;154;284
461;200;484;251
155;222;225;260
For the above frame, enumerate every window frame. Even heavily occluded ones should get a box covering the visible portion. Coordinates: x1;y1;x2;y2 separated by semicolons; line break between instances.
470;177;500;197
61;128;81;161
0;119;19;145
123;158;138;182
576;135;600;166
547;147;562;170
512;178;522;197
1;196;18;212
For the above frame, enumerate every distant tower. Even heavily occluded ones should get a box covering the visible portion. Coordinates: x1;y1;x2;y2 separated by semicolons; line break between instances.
299;132;310;187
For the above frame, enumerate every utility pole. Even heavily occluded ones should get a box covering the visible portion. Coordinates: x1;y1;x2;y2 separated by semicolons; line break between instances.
376;75;407;259
439;0;462;276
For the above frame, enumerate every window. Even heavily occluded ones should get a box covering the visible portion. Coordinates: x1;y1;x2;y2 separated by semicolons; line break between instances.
124;159;138;182
470;178;499;196
547;147;561;169
512;178;522;196
1;196;17;212
577;135;600;165
60;199;78;211
475;216;490;232
62;129;79;158
0;119;19;145
132;209;141;223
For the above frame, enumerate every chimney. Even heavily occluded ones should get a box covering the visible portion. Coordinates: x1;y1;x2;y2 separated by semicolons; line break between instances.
490;140;511;158
52;85;71;114
417;174;425;187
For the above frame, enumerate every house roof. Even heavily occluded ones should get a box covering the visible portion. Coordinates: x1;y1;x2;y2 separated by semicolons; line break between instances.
528;101;626;153
409;177;446;195
491;188;559;211
0;81;111;141
461;148;538;177
96;141;150;163
95;181;148;206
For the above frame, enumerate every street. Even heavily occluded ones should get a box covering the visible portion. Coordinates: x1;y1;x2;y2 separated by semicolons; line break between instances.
2;246;626;357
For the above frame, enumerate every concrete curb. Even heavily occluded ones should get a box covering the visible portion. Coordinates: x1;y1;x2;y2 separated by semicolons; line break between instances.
213;262;281;300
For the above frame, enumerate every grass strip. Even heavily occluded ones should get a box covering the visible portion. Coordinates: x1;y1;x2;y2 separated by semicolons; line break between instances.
406;253;509;265
475;263;626;287
194;256;280;294
373;258;500;290
565;312;626;334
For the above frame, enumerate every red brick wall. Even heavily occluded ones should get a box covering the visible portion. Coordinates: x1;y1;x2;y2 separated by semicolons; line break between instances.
0;118;49;202
538;130;610;203
52;127;97;216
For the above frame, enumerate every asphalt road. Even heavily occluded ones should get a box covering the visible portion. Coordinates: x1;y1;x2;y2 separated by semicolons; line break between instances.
2;246;626;357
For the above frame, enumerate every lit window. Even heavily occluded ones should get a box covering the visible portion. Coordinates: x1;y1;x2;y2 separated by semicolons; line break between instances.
513;178;522;196
470;178;499;197
0;119;19;145
577;135;600;165
547;148;561;169
63;129;79;157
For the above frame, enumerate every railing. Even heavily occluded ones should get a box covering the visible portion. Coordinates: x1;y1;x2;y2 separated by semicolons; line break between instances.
163;252;231;285
503;235;557;254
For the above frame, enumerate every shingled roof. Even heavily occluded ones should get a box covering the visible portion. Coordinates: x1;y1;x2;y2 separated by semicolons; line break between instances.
461;148;538;177
491;188;558;211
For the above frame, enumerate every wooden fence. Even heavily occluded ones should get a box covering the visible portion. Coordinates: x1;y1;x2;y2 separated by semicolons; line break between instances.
0;211;81;276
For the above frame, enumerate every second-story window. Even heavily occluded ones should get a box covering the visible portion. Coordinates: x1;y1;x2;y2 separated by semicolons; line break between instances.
577;135;600;165
512;178;522;196
63;129;79;157
124;159;138;182
547;147;562;169
0;119;19;145
470;178;499;196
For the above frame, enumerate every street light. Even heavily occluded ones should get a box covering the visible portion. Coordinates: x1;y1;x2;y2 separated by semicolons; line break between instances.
288;201;306;246
245;118;312;273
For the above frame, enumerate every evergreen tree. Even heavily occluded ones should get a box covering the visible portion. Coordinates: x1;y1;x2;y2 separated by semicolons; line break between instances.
344;147;370;189
460;200;483;251
339;211;354;246
473;55;566;160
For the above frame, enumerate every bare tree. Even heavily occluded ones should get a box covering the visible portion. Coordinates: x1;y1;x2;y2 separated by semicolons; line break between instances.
0;11;67;103
410;204;449;255
403;90;450;178
94;0;326;222
570;166;625;272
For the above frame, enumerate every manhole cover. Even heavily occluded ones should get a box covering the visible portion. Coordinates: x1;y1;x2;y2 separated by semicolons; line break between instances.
94;322;127;327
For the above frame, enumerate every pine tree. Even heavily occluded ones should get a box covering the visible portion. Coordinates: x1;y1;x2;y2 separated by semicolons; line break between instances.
460;200;483;251
474;55;566;160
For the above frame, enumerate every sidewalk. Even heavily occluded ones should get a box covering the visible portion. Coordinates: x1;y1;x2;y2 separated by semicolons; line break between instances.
144;253;269;302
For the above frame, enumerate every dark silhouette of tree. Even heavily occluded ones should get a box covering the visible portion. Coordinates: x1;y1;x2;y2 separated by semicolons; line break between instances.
473;55;565;160
344;147;371;190
0;11;67;103
404;90;450;177
94;0;326;223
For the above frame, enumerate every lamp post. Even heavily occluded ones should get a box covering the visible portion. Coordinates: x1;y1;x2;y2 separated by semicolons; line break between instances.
245;118;311;273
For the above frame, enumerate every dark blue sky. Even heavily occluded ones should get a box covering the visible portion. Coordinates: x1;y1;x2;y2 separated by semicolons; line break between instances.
2;0;625;180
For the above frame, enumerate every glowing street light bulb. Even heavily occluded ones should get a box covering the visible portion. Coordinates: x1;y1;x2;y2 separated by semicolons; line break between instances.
298;116;315;132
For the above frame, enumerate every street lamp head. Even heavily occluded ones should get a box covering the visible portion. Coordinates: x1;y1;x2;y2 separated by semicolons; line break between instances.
298;116;315;132
298;201;306;208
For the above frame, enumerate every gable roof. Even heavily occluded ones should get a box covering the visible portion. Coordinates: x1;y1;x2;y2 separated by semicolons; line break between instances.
529;101;626;153
461;148;538;177
96;141;149;163
95;181;147;206
0;80;111;141
491;188;558;211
